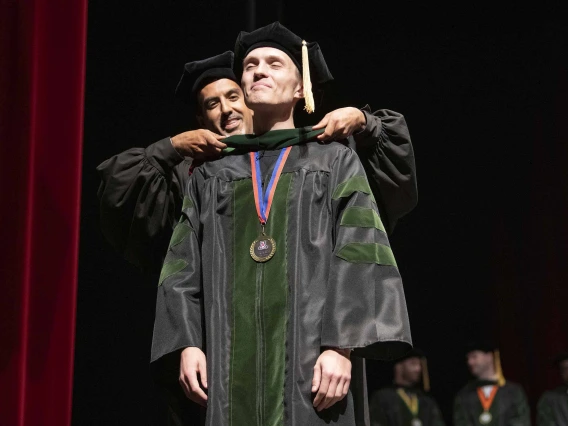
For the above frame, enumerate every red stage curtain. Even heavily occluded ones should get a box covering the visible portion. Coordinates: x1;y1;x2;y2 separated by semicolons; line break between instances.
0;1;88;425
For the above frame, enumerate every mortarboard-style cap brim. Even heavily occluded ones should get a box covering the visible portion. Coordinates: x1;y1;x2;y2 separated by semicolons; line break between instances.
464;340;498;354
175;51;238;106
552;351;568;366
234;21;333;113
395;347;426;363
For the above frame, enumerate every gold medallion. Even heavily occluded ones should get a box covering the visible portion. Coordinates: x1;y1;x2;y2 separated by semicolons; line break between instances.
250;235;276;262
479;411;492;424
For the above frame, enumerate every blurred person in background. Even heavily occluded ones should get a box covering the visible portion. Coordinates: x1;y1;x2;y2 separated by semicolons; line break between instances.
369;348;445;426
453;341;530;426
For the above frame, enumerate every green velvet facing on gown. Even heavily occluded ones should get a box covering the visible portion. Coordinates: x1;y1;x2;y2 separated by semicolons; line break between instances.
332;175;376;203
229;174;293;426
159;259;189;286
336;242;397;267
340;206;385;232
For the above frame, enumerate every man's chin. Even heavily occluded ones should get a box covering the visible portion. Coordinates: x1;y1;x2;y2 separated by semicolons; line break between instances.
246;95;279;107
222;126;245;136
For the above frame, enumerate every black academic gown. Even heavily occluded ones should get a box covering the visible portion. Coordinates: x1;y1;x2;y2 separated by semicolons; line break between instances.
150;136;413;426
96;108;417;276
453;380;530;426
536;385;568;426
369;385;445;426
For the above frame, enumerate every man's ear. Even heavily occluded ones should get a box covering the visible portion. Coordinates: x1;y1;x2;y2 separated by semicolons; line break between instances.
293;83;305;100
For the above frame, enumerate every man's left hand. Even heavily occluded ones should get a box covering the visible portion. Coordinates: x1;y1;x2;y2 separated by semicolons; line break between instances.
312;107;366;142
311;348;352;412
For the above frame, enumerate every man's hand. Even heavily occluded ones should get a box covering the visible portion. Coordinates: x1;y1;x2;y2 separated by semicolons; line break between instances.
312;107;366;142
179;347;208;407
312;348;352;412
171;129;227;160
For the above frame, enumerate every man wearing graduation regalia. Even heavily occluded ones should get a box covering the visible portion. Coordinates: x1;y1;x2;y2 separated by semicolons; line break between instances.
150;21;413;426
96;53;418;277
97;47;416;425
125;52;409;426
536;351;568;425
369;348;445;426
453;341;530;426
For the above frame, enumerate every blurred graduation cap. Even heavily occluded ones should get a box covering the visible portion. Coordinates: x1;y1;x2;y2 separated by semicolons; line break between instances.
395;347;431;392
175;51;238;109
465;340;506;386
396;347;426;363
551;351;568;366
233;21;334;114
465;340;496;353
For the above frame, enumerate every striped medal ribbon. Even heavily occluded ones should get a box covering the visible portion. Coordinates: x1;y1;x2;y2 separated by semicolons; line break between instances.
249;147;292;262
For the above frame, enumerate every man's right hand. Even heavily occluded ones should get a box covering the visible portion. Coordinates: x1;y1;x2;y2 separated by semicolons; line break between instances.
179;347;208;406
171;129;227;160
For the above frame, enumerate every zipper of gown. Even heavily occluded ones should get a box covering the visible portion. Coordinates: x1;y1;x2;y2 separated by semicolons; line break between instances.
255;263;265;426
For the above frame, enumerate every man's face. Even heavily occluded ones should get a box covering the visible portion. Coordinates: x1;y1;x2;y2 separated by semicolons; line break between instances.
197;78;253;135
396;357;422;386
241;47;303;109
560;359;568;384
467;350;494;378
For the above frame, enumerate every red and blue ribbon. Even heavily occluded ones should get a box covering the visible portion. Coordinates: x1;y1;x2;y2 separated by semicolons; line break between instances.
250;146;292;225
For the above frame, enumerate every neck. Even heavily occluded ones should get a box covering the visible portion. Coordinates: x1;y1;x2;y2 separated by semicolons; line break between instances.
394;377;416;388
477;367;498;381
252;104;295;134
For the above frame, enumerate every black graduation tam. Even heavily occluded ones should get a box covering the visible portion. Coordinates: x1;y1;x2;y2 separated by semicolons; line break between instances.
464;340;498;354
175;51;238;105
395;347;426;363
233;21;334;113
552;351;568;366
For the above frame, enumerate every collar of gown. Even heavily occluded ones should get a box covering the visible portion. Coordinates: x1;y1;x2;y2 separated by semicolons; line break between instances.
473;378;499;388
222;126;324;155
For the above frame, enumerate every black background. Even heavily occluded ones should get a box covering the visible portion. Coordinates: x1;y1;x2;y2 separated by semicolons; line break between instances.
74;2;567;425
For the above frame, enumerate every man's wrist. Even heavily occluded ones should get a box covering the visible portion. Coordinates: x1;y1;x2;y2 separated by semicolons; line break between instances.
358;109;367;131
324;347;352;358
169;136;186;158
170;136;179;151
354;110;369;135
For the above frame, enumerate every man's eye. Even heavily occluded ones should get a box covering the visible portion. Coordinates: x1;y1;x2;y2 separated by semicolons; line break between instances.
229;95;239;101
206;101;218;109
244;64;256;71
271;62;282;68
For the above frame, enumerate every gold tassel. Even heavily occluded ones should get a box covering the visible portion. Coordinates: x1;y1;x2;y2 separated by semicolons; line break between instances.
301;40;315;114
421;357;431;392
494;350;506;386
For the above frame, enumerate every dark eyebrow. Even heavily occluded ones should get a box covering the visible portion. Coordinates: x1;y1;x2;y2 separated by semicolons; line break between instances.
224;88;241;97
202;89;240;105
202;95;220;105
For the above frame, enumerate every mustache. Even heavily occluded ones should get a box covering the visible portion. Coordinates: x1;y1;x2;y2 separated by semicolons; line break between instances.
221;114;242;127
